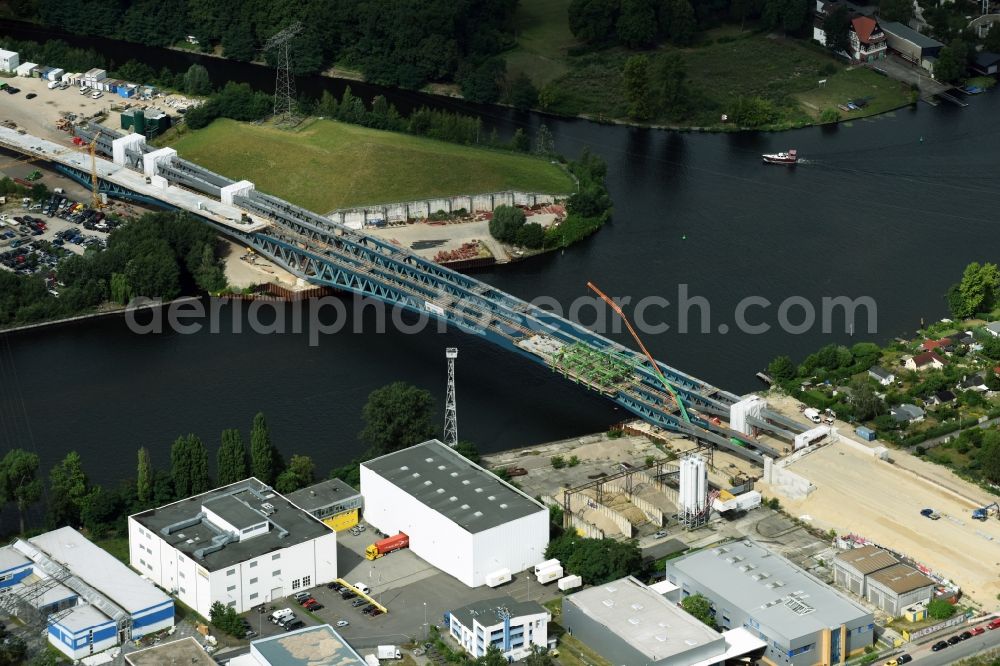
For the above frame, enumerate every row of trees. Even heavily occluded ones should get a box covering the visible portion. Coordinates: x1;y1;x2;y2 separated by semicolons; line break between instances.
488;205;545;249
26;0;518;94
544;533;642;584
544;149;613;248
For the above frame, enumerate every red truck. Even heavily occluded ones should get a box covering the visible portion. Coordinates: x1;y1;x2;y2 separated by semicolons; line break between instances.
365;532;409;560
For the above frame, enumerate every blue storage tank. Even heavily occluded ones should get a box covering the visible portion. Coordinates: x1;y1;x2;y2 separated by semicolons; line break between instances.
855;426;876;441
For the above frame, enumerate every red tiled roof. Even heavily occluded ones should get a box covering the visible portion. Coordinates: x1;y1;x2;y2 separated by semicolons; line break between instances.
852;16;879;44
912;351;945;367
922;338;952;350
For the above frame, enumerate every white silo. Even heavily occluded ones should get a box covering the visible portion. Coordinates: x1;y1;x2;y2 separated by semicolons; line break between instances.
679;454;709;529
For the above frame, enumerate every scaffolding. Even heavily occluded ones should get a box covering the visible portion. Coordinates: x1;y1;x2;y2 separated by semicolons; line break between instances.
550;342;638;395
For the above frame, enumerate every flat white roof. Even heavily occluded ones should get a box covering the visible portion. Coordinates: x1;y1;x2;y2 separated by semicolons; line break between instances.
648;580;679;595
0;546;30;572
566;576;725;662
687;628;766;666
56;604;112;633
30;527;169;615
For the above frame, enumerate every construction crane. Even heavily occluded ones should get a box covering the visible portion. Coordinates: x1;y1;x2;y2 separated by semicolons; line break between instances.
88;131;103;209
972;502;999;521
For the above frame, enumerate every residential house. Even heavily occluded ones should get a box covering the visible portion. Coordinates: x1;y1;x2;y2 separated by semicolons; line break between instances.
929;390;956;406
972;52;1000;76
868;366;895;386
985;321;1000;337
921;338;952;352
957;374;988;392
904;352;945;371
891;404;925;423
849;17;887;63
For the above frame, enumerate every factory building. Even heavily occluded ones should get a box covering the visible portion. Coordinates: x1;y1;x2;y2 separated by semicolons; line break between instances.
0;49;19;72
666;539;874;666
360;439;548;587
446;596;550;661
129;478;337;617
833;546;935;616
120;107;172;139
562;576;766;666
285;478;363;532
227;624;367;666
0;527;173;660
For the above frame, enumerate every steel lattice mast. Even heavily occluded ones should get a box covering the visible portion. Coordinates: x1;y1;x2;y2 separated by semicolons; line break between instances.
444;348;458;447
265;22;303;124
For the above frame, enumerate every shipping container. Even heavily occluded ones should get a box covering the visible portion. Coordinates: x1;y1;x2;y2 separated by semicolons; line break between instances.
534;559;560;576
485;568;512;588
855;426;876;441
557;575;582;591
536;565;563;584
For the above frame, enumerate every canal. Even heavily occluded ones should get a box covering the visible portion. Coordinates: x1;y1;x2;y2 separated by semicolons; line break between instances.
2;20;999;486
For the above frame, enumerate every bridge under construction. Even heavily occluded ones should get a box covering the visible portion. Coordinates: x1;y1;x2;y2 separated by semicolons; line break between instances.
0;123;796;465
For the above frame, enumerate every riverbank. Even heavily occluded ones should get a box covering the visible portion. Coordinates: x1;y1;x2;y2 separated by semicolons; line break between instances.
0;296;201;335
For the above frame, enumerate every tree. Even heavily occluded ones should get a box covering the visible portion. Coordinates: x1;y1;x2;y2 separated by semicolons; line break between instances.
508;73;539;110
623;55;652;120
360;382;436;456
544;535;641;584
682;593;715;626
822;6;851;53
569;0;620;44
511;128;531;152
210;600;246;638
979;430;1000;484
251;412;282;485
927;598;956;620
652;54;689;117
850;379;885;421
475;645;508;666
489;205;528;243
459;57;505;104
217;428;249;486
617;0;658;48
768;355;796;381
47;451;89;529
732;96;777;127
516;223;545;249
453;441;481;463
949;262;1000;317
80;486;124;538
985;23;1000;53
534;124;555;156
275;455;316;493
524;647;555;666
137;446;153;505
182;63;212;96
0;449;42;534
171;434;211;498
933;43;966;84
879;0;914;24
665;0;697;45
221;21;256;61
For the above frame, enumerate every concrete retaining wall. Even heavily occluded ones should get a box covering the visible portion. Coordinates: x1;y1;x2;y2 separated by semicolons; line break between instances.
763;456;816;499
600;480;664;527
326;190;559;226
567;513;605;539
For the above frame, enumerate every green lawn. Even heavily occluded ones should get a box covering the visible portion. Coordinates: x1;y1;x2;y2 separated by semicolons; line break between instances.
506;0;577;85
168;118;573;212
94;536;130;564
795;67;913;121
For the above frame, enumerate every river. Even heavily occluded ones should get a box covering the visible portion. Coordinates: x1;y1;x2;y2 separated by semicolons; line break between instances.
2;20;999;487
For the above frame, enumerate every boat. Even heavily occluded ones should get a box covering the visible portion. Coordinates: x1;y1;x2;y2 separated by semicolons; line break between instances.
762;149;797;165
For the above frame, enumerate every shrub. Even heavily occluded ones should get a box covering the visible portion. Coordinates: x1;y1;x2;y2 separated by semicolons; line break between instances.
927;598;956;620
551;455;566;469
568;455;581;467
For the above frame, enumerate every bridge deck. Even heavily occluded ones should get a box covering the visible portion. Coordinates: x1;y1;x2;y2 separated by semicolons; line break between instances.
0;126;270;234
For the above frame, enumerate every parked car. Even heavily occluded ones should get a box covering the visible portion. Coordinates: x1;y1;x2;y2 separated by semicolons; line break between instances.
989;618;1000;630
25;93;36;99
284;620;305;631
304;602;324;611
895;654;912;664
971;626;985;636
931;641;949;651
293;592;311;602
351;599;366;607
335;620;349;627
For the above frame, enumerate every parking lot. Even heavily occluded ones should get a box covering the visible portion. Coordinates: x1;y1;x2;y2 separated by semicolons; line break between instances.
238;523;563;654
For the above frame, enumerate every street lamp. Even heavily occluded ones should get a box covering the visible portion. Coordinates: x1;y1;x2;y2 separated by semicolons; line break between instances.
423;602;428;641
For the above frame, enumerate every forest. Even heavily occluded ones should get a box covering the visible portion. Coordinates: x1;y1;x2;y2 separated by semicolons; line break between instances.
14;0;519;99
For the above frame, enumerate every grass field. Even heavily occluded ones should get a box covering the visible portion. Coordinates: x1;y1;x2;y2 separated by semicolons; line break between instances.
168;118;574;212
506;0;577;85
795;67;913;120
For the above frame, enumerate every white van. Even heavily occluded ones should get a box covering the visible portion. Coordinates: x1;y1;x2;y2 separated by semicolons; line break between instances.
270;608;294;623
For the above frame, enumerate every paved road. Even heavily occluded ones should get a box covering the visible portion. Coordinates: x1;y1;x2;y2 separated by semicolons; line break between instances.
905;623;1000;665
917;416;1000;451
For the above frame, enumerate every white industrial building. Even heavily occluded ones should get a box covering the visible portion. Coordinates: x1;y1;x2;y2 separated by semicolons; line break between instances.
0;49;18;73
129;478;337;617
14;61;37;77
447;596;551;661
360;439;548;587
0;527;173;660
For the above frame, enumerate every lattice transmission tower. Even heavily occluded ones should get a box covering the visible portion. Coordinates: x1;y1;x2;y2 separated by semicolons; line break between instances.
265;21;303;125
444;348;459;447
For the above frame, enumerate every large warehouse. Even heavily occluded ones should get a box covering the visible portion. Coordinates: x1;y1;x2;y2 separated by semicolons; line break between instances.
129;478;337;616
360;439;548;587
833;546;935;616
0;527;173;660
666;539;874;666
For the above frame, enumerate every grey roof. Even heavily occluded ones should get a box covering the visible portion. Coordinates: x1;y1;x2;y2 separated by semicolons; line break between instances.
975;52;1000;67
204;494;267;530
362;440;545;533
988;321;1000;333
131;479;332;572
285;478;361;513
450;595;548;629
30;527;170;615
959;374;986;388
880;21;943;49
834;545;898;574
565;576;725;662
126;637;217;666
868;564;935;594
251;624;366;665
668;540;870;638
891;403;925;422
868;366;893;380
